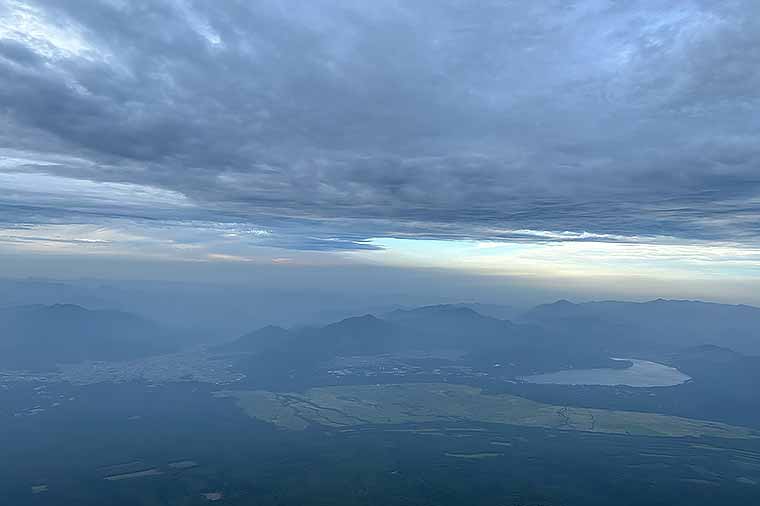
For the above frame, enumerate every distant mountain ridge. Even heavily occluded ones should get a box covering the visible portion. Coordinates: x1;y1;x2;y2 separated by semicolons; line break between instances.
224;298;760;363
449;302;518;321
215;325;292;353
383;304;536;350
0;304;177;370
519;298;760;355
223;304;533;359
231;303;623;388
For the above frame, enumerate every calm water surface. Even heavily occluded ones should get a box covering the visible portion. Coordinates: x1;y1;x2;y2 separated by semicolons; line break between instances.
519;358;691;387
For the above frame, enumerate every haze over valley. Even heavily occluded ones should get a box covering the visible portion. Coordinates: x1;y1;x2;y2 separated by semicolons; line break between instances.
3;277;760;504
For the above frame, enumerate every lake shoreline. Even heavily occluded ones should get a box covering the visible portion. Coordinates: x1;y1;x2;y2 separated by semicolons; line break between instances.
518;358;692;388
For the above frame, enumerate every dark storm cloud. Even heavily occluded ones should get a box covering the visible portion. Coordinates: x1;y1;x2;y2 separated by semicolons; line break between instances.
2;0;760;249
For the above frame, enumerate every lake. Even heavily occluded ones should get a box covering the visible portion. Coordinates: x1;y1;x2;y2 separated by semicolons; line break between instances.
519;358;691;387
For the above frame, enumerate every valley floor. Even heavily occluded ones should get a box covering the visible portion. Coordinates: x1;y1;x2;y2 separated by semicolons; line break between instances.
218;382;756;439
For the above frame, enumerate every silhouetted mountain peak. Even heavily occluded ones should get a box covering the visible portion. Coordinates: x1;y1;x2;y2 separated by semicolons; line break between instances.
431;304;481;316
325;314;390;333
334;313;380;324
0;304;175;369
386;304;490;322
216;325;291;353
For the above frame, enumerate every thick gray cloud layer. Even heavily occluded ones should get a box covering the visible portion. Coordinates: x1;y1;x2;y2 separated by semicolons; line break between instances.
1;0;760;250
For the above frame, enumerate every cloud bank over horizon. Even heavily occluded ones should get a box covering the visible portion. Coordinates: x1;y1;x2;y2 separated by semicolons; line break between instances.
2;0;760;297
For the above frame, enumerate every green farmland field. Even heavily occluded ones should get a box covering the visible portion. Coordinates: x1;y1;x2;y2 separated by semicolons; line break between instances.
217;383;756;439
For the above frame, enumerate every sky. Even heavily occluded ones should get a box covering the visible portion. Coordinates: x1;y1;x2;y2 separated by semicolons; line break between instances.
1;0;760;304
